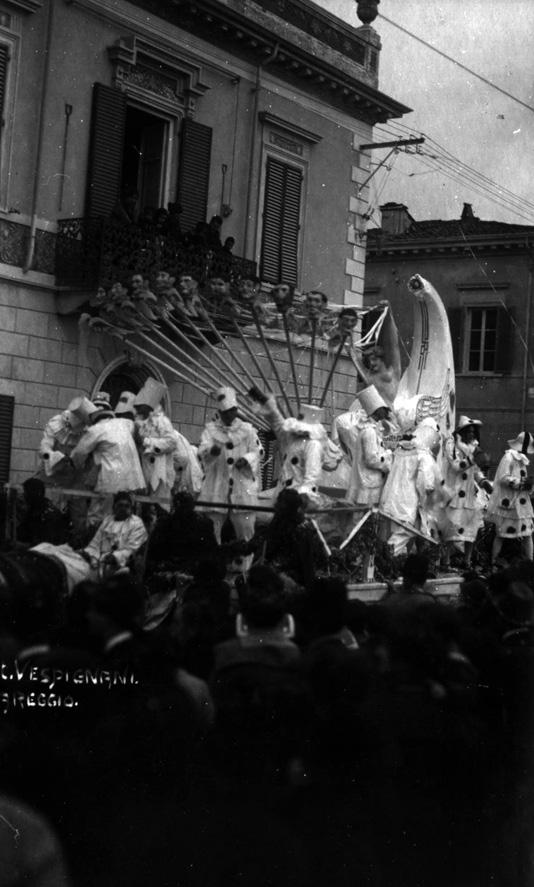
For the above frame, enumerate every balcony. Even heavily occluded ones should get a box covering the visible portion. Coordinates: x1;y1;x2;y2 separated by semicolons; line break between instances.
56;218;256;291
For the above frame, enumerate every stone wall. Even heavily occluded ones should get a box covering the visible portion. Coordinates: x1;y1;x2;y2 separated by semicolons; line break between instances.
1;277;359;484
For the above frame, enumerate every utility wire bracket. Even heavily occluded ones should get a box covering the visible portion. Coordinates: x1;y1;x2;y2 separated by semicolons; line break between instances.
357;137;425;194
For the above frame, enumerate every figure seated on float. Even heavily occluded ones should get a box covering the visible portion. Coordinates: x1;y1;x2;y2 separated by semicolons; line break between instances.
31;491;148;593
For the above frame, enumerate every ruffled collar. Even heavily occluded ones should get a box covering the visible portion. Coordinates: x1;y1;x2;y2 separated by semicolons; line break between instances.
508;448;530;466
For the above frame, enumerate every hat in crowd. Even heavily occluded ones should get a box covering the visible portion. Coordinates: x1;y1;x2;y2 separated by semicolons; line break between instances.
92;391;112;410
299;403;325;425
134;377;167;411
115;391;136;416
455;415;482;433
66;396;97;428
90;408;115;424
214;386;238;412
358;385;388;417
508;431;534;455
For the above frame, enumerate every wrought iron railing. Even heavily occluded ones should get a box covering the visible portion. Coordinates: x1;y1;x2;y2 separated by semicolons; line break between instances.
56;218;256;290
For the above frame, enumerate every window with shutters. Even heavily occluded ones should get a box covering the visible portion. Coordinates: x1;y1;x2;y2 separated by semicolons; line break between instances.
0;27;17;210
260;157;303;286
455;305;514;374
176;118;212;234
0;394;14;484
86;83;212;233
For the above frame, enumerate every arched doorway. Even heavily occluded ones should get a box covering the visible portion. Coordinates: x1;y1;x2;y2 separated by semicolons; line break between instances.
92;359;167;412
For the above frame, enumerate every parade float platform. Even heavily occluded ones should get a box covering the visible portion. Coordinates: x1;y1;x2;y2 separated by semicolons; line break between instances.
347;575;462;604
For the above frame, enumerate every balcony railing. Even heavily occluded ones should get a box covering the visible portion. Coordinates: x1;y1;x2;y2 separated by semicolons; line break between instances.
56;218;256;290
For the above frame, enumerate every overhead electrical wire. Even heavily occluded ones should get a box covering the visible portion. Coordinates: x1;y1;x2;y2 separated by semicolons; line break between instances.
371;121;534;222
378;120;534;213
379;13;534;115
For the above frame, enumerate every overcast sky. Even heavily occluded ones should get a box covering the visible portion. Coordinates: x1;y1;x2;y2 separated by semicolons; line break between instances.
321;0;534;226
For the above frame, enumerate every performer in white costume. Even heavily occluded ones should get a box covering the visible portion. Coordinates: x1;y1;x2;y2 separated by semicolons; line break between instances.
441;416;491;569
343;385;392;508
39;396;94;482
254;393;341;505
33;491;148;592
134;378;177;506
487;431;534;565
71;405;145;495
198;387;263;543
172;428;203;496
380;418;441;556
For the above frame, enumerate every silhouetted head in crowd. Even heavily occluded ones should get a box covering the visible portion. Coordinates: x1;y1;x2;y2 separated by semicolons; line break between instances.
306;576;348;636
87;574;144;637
402;553;430;590
223;236;235;253
171;490;196;518
274;488;307;524
22;477;46;508
496;580;534;628
386;601;462;679
239;565;287;630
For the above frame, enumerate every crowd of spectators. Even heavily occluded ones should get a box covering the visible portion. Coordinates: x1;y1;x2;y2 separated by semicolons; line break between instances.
110;192;233;256
1;485;534;885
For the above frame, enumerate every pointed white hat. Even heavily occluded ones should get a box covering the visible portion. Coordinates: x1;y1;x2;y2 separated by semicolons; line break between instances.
357;385;388;417
66;396;97;427
299;403;325;425
455;415;482;432
134;377;167;411
508;431;534;455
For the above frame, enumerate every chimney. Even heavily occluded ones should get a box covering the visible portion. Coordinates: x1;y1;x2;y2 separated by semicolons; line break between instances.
379;203;414;236
461;203;476;220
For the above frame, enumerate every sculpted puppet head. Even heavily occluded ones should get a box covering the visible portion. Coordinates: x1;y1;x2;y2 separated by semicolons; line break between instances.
178;273;198;302
131;274;144;295
338;308;358;335
272;282;294;313
155;271;175;292
208;276;230;301
305;290;327;319
238;277;260;302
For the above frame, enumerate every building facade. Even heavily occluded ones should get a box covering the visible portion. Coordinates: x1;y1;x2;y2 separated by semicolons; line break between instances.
0;0;407;484
365;202;534;465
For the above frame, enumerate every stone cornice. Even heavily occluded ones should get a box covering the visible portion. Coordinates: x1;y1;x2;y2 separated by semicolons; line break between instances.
65;0;409;124
367;232;534;259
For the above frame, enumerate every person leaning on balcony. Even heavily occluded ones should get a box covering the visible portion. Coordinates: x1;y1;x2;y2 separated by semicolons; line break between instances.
134;378;177;509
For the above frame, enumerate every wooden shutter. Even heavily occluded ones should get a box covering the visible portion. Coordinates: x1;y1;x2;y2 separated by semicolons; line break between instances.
260;158;302;286
494;307;513;373
0;44;9;130
85;83;127;218
177;118;213;234
447;307;463;374
0;394;14;484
